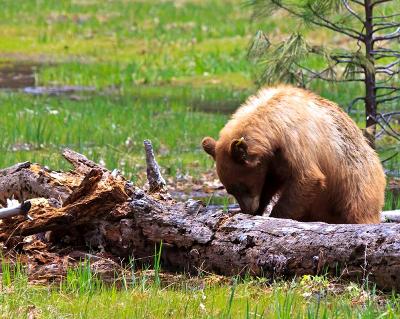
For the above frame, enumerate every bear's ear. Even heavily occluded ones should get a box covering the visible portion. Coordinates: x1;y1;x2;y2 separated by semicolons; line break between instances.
230;137;249;165
202;137;216;159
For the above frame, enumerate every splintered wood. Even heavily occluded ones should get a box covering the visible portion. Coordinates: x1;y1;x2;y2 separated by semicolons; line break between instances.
0;147;399;290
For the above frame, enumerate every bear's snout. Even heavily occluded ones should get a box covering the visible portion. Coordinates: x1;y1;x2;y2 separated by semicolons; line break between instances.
237;196;260;215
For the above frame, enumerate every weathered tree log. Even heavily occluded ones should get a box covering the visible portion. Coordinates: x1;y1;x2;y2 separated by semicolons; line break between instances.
144;139;166;193
0;162;73;205
93;194;400;291
0;150;129;240
0;148;399;291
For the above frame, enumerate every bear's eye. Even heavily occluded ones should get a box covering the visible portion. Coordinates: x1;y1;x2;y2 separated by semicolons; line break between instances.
226;184;248;196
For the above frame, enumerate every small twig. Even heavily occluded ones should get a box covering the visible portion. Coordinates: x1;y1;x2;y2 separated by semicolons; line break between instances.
381;152;399;164
143;140;166;193
347;96;365;113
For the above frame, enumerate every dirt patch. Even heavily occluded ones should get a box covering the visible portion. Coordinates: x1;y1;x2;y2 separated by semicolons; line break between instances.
0;62;38;89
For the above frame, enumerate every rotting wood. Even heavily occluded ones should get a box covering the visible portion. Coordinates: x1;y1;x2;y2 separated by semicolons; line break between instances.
0;161;74;206
62;168;103;207
144;139;166;193
0;147;399;290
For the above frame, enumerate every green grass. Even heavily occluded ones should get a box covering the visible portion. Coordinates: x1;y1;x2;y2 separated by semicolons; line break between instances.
0;87;233;180
1;259;400;318
0;1;399;316
0;0;397;183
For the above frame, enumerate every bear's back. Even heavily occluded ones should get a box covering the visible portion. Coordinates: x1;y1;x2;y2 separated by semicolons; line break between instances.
222;85;384;193
227;86;373;165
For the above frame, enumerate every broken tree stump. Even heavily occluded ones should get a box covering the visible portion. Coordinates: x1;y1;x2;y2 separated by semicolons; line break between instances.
144;139;166;193
0;147;399;290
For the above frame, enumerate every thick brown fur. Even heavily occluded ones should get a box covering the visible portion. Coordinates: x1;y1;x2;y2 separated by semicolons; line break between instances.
202;85;386;224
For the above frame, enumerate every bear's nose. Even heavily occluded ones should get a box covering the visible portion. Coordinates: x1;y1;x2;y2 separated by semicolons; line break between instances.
238;196;259;215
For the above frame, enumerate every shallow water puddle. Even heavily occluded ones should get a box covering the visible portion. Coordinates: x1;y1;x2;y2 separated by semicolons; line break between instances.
23;85;96;95
0;61;96;95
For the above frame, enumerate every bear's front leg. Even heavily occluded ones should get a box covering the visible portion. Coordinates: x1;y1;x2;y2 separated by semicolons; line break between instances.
256;179;282;215
269;167;326;221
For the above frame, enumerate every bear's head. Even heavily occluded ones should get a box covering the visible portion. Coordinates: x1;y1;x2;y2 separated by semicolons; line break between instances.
202;136;269;215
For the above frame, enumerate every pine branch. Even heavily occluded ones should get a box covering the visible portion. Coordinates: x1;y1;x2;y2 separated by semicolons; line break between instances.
253;0;364;40
305;2;364;40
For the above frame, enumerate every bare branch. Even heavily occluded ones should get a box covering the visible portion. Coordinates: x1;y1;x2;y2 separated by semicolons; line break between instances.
373;53;400;60
374;27;400;42
347;96;365;113
371;48;400;59
381;152;399;163
374;115;400;141
380;111;400;117
372;48;400;54
349;0;364;5
376;59;400;70
372;0;394;6
376;94;400;104
376;85;400;90
376;68;400;76
373;22;400;33
373;13;400;19
375;87;400;98
342;0;365;23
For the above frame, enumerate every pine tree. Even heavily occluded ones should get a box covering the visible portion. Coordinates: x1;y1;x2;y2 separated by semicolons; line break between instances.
249;0;400;149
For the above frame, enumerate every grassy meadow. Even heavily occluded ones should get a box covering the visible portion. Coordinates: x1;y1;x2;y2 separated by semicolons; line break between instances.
2;262;400;319
0;0;400;317
1;0;397;182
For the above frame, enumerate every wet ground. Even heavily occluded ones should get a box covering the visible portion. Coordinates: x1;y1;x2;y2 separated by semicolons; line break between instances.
0;61;98;95
0;62;37;89
0;60;242;113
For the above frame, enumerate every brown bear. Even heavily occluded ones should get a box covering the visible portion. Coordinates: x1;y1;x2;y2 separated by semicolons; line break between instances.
202;85;386;224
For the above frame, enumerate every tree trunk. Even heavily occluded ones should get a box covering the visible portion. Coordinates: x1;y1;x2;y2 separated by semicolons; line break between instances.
0;149;400;290
363;0;377;148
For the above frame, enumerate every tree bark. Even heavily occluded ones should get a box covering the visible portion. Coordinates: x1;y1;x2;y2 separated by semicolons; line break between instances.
0;149;399;290
363;0;377;148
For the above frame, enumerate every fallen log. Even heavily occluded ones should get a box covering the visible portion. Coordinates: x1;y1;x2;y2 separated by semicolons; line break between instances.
0;162;73;205
0;148;399;291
